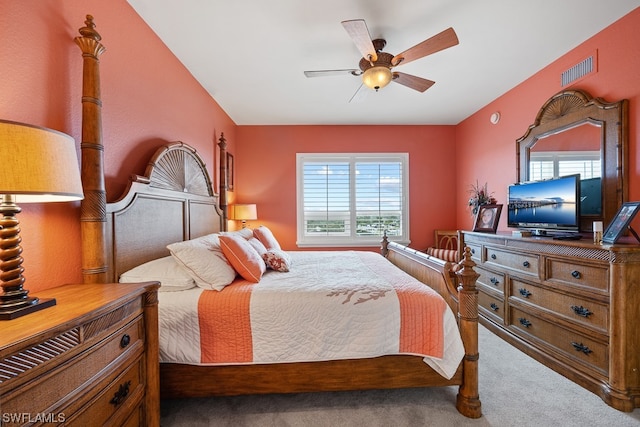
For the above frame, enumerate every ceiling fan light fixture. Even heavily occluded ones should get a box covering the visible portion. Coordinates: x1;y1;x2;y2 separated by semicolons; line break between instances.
362;66;392;91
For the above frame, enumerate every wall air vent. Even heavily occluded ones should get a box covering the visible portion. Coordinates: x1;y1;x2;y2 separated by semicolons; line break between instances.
561;55;595;87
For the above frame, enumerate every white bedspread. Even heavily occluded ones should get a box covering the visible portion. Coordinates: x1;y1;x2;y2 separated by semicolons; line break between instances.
158;251;464;379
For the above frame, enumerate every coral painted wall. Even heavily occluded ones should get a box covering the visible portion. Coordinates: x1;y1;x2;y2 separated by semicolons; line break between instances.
235;125;457;251
455;7;640;233
0;0;236;293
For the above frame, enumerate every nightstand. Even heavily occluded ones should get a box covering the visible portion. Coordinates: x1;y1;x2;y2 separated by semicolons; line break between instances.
0;282;160;426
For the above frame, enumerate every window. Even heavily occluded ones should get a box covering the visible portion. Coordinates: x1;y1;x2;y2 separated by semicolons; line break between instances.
529;151;600;181
296;153;409;247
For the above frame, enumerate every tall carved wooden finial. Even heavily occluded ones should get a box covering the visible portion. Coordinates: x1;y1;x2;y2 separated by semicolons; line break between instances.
75;15;108;283
78;15;101;41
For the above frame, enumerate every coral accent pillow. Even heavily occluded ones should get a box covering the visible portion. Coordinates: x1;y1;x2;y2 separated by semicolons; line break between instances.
253;226;281;250
219;234;266;282
262;249;292;272
167;234;236;291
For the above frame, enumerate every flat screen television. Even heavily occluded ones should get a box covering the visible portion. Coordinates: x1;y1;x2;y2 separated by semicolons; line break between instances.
507;174;581;234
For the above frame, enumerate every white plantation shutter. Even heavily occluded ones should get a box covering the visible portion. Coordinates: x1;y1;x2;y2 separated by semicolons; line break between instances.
297;153;409;247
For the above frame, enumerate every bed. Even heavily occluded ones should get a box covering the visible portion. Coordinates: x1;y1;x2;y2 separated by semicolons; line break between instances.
75;15;481;419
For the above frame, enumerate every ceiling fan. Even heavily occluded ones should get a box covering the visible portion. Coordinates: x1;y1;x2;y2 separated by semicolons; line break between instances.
304;19;459;100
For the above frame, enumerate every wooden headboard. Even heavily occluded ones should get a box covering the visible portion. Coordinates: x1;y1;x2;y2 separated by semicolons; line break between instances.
105;142;224;282
75;16;227;283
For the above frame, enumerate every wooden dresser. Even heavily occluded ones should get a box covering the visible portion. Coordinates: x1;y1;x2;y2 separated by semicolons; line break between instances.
462;231;640;411
0;283;160;426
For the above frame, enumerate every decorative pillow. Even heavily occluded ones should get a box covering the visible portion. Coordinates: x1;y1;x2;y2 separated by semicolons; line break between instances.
119;256;196;292
253;225;281;250
167;234;237;291
219;235;266;282
220;228;254;240
247;237;268;256
262;249;292;272
426;247;459;263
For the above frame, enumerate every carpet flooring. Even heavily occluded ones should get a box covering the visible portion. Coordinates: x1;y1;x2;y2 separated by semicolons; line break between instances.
160;325;640;426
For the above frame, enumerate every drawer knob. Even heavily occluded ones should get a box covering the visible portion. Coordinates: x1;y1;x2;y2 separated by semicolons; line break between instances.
519;318;532;328
120;334;131;348
110;380;131;406
571;305;593;318
471;248;475;255
519;288;532;298
571;270;582;279
491;254;497;260
490;303;500;311
571;342;593;355
490;277;499;286
522;260;530;268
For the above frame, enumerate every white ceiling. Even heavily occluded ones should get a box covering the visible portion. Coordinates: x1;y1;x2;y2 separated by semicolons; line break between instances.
127;0;639;125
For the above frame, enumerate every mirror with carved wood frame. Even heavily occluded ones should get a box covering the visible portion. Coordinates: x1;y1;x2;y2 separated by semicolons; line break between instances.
516;90;628;232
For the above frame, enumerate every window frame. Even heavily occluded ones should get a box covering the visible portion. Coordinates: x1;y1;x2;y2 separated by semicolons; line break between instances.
296;153;410;247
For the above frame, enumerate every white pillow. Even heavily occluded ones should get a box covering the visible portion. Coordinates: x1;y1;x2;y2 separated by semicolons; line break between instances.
167;234;237;291
119;256;196;292
220;228;254;240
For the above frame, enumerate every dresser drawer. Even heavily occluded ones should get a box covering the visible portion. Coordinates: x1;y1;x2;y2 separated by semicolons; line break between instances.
509;307;608;375
545;258;609;291
475;266;505;294
1;316;144;416
485;247;539;278
67;356;145;427
478;290;504;323
510;279;608;333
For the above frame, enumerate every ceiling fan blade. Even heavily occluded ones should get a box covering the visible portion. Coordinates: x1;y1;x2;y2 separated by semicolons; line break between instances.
348;83;370;103
393;72;435;92
304;69;360;78
341;19;377;62
392;27;459;66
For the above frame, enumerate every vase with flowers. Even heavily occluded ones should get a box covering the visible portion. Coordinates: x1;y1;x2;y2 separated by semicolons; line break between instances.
468;180;497;215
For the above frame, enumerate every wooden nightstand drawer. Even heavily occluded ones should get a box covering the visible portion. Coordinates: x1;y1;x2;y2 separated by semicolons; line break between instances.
510;307;608;375
1;316;144;416
67;356;145;427
545;258;609;291
510;279;608;333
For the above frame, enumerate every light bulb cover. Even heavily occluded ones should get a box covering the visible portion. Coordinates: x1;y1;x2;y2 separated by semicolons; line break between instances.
362;66;393;91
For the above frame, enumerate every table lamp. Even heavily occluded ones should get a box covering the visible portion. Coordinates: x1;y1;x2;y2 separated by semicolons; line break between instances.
0;120;84;320
229;204;257;229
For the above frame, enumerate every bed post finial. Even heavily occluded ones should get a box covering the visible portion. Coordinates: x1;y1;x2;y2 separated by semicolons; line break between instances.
78;15;101;41
218;133;228;230
75;16;108;283
380;230;389;256
454;246;482;418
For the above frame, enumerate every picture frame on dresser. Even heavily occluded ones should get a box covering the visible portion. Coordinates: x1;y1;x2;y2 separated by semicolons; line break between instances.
602;201;640;243
473;204;502;233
